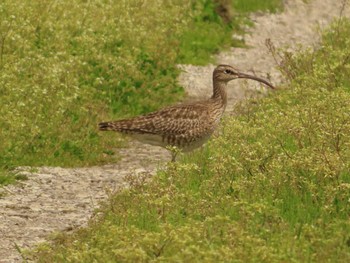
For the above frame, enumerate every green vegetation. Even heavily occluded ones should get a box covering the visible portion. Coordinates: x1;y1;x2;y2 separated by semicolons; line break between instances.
232;0;282;13
178;0;283;64
0;0;188;173
0;170;26;188
0;0;282;184
31;19;350;262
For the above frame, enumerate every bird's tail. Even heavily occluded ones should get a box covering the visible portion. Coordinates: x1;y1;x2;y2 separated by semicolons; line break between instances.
98;119;136;132
99;122;117;131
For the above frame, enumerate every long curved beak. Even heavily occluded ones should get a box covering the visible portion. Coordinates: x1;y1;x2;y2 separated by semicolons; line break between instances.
237;72;275;89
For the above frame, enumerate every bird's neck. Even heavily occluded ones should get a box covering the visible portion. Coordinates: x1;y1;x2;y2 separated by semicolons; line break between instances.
211;79;228;106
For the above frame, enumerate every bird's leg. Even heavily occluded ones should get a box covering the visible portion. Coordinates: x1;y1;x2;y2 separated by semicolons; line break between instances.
166;145;181;162
171;152;177;162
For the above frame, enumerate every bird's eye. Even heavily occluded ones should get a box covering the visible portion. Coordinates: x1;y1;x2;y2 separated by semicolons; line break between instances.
224;69;232;74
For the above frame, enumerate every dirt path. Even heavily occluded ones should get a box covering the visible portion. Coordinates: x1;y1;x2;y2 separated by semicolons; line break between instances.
1;0;349;262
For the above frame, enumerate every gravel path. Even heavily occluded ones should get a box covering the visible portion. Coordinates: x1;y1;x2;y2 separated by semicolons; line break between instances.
1;0;349;262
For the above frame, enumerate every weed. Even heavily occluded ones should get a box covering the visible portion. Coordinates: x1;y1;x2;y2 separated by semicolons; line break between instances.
31;18;350;262
178;0;283;65
0;0;283;184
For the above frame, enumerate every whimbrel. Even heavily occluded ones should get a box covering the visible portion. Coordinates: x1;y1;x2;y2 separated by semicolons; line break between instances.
99;65;275;161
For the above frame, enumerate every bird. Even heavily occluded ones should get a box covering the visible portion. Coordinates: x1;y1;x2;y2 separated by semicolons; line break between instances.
99;64;275;161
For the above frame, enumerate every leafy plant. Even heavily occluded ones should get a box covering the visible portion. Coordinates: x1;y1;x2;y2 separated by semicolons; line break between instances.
177;0;283;65
31;18;350;262
0;0;190;172
0;0;283;184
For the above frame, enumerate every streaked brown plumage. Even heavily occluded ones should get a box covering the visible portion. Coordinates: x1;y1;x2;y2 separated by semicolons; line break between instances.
99;64;275;161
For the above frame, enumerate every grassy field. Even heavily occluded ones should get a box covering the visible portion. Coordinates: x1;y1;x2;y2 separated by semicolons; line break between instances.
0;0;282;185
30;19;350;262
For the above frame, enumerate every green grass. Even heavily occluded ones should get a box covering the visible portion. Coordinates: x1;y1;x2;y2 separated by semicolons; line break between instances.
0;171;27;188
0;0;282;184
233;0;282;13
178;0;283;65
0;0;188;172
30;19;350;262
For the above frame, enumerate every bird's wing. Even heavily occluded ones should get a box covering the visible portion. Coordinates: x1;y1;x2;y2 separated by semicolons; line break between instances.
143;103;213;135
100;103;215;136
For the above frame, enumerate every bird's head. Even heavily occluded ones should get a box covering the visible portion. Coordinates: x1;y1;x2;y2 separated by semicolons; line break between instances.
213;64;275;89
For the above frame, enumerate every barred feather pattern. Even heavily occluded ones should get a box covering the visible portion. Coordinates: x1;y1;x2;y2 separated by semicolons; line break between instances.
99;100;225;151
99;64;274;152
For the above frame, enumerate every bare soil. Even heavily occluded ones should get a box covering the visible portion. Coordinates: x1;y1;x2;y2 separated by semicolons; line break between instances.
0;0;349;262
